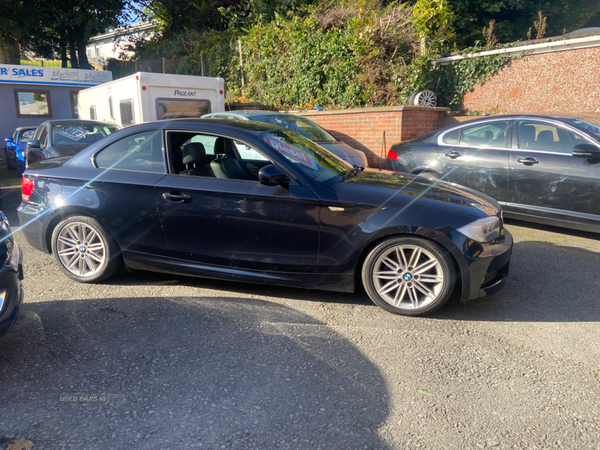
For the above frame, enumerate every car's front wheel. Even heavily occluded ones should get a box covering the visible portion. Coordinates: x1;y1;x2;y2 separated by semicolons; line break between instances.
51;216;123;283
362;237;455;316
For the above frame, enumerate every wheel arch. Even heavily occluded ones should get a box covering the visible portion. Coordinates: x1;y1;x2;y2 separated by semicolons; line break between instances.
44;207;119;254
353;231;464;298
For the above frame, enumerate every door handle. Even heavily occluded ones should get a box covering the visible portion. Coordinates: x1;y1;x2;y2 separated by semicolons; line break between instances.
517;157;539;165
162;192;192;203
444;151;461;159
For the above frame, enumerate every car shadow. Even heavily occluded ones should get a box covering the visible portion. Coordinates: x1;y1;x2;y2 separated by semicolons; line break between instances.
0;296;391;450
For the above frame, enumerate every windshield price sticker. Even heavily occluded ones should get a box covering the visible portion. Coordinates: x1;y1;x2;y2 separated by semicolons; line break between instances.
265;136;317;170
23;130;35;139
55;127;89;141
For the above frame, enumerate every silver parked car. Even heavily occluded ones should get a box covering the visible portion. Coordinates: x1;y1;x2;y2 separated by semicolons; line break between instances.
202;110;369;167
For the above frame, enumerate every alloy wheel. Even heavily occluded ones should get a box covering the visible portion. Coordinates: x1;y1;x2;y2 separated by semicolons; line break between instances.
56;222;106;277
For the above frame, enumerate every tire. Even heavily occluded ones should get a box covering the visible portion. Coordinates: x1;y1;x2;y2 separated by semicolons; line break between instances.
362;237;455;316
51;216;123;283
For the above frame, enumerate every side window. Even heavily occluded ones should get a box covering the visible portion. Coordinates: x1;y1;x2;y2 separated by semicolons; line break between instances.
120;100;135;126
38;126;49;148
109;96;114;120
70;91;79;118
442;129;460;145
90;106;96;120
460;122;509;148
233;140;268;161
95;131;165;173
166;131;270;180
517;121;575;153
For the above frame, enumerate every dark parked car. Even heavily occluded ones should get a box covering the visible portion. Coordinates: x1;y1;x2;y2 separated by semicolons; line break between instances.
0;210;24;339
27;119;120;164
202;110;369;167
5;127;36;173
18;119;512;316
386;115;600;233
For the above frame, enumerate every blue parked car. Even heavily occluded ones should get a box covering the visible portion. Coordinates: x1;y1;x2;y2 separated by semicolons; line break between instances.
5;127;36;173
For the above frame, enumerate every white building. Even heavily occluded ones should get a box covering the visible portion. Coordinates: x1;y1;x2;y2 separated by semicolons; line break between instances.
86;21;159;66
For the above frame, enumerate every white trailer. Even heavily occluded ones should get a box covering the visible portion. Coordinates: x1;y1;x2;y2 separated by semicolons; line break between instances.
77;72;225;127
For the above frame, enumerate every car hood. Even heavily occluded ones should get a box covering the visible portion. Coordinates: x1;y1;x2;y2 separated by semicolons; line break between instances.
327;169;501;218
318;142;369;166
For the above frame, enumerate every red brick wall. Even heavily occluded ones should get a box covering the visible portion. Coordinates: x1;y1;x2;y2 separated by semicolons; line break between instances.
296;107;449;167
463;47;600;115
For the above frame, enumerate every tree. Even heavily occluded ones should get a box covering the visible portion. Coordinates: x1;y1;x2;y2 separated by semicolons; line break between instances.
444;0;600;48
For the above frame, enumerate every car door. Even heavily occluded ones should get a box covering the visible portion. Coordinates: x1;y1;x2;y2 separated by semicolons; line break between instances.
89;129;170;255
156;129;321;273
507;119;600;218
438;119;512;202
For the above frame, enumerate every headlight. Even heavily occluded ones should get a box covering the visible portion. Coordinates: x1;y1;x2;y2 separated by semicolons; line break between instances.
457;216;501;243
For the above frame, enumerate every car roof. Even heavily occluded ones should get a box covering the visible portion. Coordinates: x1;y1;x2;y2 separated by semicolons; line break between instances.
42;119;119;127
206;110;302;119
14;126;37;132
162;118;288;134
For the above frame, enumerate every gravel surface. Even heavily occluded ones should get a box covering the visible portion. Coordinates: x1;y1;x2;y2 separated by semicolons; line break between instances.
1;198;599;449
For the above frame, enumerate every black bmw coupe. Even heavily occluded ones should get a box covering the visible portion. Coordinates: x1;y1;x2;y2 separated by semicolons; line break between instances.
19;119;512;316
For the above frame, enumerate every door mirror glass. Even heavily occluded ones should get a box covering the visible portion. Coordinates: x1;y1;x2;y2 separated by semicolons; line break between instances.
259;164;289;186
572;143;600;158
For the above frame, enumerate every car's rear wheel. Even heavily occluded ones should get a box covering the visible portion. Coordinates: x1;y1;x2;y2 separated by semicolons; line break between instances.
362;237;455;316
51;216;122;283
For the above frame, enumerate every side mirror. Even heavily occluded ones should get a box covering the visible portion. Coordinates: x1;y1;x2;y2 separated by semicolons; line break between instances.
5;138;13;143
572;143;600;158
259;164;290;187
27;140;41;150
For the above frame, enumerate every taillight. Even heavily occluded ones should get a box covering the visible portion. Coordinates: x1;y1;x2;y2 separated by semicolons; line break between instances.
22;176;34;201
387;149;398;159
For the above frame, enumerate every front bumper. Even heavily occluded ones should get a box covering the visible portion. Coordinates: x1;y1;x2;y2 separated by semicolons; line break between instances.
443;229;513;302
0;242;24;339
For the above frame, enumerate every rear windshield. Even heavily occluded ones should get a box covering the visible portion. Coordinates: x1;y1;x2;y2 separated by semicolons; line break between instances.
253;115;336;143
18;129;36;143
52;123;119;146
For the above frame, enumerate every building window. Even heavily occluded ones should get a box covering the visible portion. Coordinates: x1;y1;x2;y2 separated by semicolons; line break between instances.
14;90;52;117
70;91;79;118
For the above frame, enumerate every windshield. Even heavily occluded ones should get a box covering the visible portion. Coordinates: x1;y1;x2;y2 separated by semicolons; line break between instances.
52;123;119;146
253;114;337;143
562;118;600;139
262;129;351;184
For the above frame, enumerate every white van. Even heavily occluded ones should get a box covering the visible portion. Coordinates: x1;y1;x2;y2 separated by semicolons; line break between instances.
77;72;225;127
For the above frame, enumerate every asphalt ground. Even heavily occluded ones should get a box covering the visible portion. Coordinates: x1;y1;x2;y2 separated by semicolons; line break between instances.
0;168;599;449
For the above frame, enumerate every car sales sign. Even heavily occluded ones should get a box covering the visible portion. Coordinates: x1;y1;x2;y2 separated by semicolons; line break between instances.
55;127;88;141
264;135;317;170
0;64;112;87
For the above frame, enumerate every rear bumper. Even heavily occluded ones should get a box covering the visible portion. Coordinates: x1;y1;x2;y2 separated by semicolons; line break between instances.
0;242;24;339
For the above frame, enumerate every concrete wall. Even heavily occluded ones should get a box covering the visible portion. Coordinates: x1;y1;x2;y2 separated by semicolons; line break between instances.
463;47;600;115
296;106;450;167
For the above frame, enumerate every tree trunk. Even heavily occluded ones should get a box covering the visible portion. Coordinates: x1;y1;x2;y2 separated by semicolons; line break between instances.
74;24;90;70
59;34;68;68
0;34;20;64
69;37;78;68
